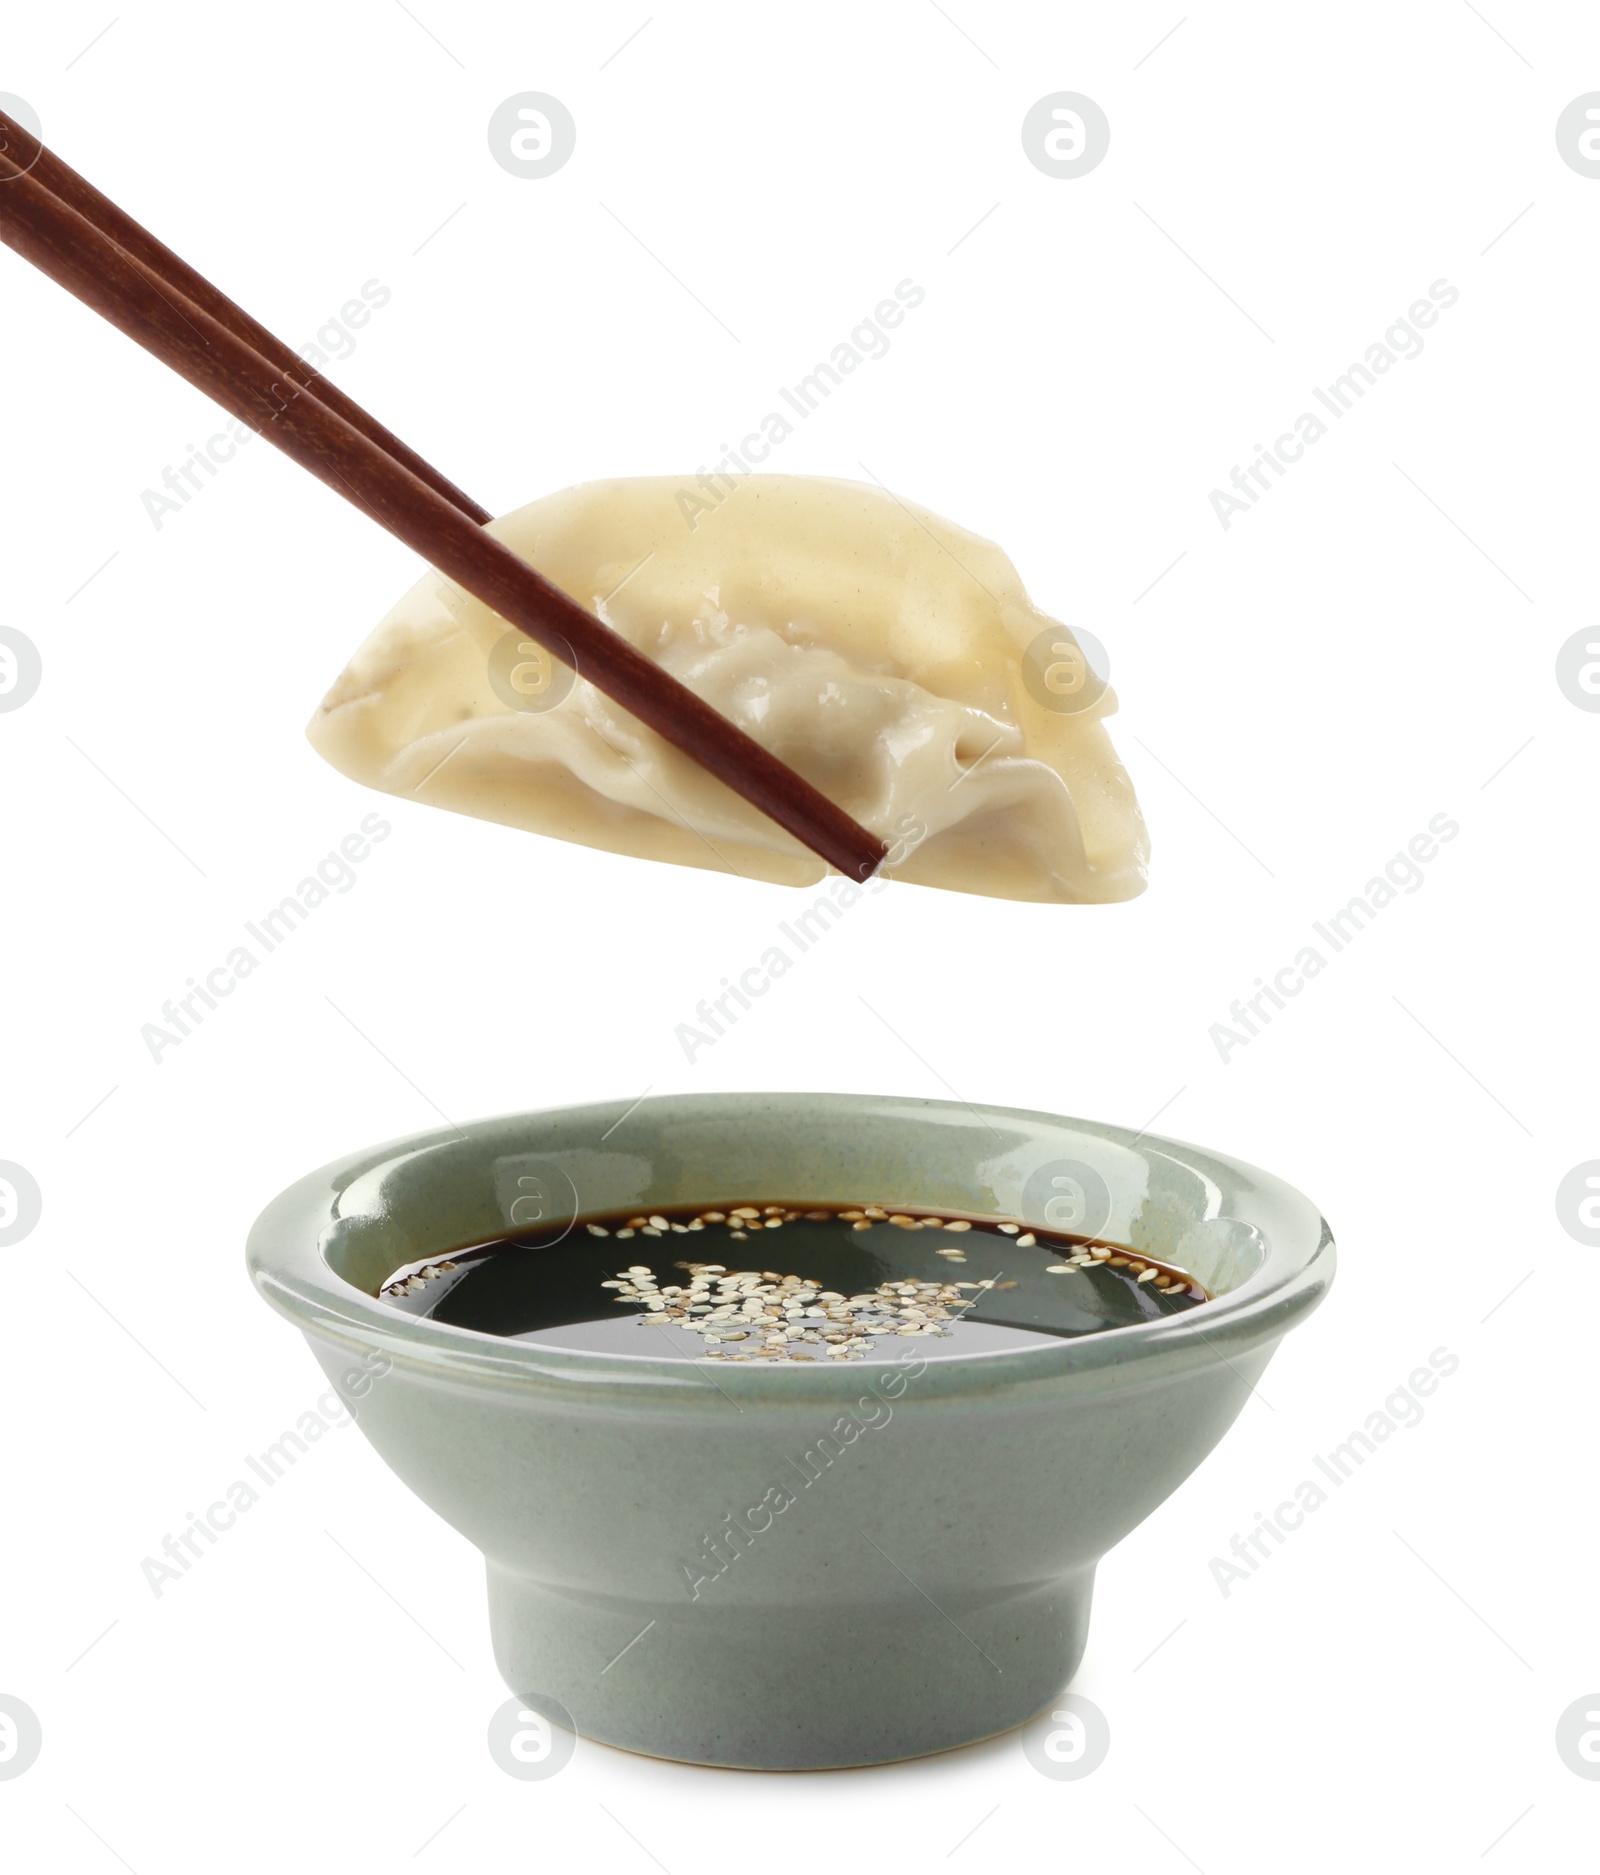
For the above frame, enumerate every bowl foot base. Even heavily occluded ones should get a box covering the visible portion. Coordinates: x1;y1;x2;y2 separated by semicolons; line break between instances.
486;1562;1095;1769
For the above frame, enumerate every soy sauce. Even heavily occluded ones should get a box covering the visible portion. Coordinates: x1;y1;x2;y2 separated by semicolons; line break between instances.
376;1201;1208;1361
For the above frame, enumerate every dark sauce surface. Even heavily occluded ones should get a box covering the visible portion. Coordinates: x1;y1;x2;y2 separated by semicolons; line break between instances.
376;1202;1210;1362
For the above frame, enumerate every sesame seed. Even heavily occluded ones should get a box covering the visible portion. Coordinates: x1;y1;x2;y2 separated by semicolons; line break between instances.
592;1201;1205;1364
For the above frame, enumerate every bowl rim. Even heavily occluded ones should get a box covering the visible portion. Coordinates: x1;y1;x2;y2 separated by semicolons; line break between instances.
246;1092;1335;1404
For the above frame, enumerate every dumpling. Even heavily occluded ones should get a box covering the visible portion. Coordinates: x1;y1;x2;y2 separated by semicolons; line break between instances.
307;475;1148;905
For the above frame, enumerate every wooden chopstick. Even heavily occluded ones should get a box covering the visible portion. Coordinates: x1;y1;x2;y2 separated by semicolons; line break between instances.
0;114;887;883
0;112;491;529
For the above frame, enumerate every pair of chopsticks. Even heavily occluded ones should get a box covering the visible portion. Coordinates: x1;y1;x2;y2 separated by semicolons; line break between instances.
0;111;887;883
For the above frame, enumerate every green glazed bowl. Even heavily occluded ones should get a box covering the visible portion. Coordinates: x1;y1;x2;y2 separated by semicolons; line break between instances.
246;1092;1333;1769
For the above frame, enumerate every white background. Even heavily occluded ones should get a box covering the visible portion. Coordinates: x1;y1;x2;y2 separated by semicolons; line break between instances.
2;2;1595;1868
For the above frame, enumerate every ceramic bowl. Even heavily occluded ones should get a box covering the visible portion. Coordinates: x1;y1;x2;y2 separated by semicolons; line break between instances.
247;1092;1333;1769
